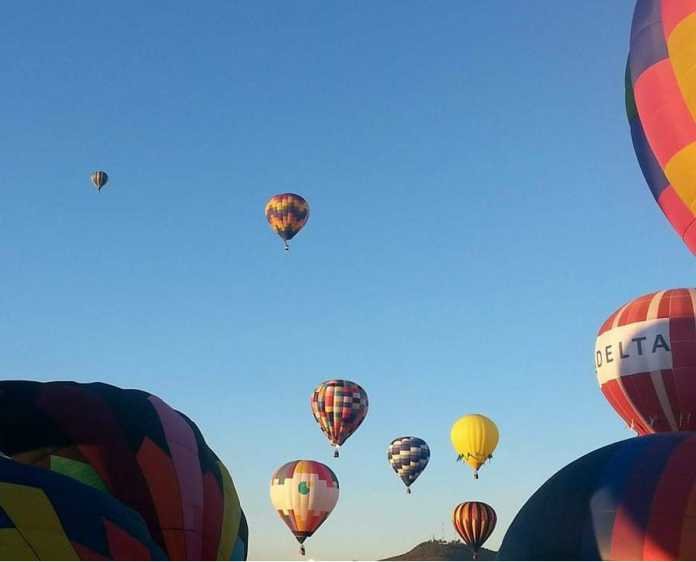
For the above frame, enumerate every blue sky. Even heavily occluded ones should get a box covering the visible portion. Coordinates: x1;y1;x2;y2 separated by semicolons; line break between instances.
2;1;696;560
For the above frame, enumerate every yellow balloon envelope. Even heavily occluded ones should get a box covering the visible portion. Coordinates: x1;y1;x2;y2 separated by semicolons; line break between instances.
450;414;498;479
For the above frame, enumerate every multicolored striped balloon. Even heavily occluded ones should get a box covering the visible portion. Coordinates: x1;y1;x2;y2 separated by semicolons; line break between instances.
498;433;696;560
0;456;167;560
595;288;696;435
90;170;108;191
453;501;497;560
269;460;339;556
0;380;248;561
387;436;430;494
264;193;309;250
310;379;368;458
626;1;696;254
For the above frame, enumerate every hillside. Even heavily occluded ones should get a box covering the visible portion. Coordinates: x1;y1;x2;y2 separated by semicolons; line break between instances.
382;539;497;561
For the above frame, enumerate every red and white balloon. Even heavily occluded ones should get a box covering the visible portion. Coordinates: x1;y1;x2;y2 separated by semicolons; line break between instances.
596;288;696;434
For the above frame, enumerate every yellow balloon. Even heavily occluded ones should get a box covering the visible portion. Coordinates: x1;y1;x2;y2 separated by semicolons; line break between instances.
450;414;499;479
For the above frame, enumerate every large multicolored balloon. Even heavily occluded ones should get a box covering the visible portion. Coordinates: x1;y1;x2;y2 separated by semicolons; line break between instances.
499;433;696;560
0;380;248;561
269;460;339;556
264;193;309;250
450;414;498;479
91;170;108;191
311;379;368;458
626;1;696;254
595;288;696;434
387;436;430;494
0;455;166;560
452;502;497;560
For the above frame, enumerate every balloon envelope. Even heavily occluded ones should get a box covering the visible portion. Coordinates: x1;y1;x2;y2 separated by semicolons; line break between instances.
0;455;166;560
452;502;497;558
450;414;498;477
595;288;696;434
90;171;108;191
626;1;696;254
264;193;309;248
269;460;339;551
0;380;248;561
387;436;430;492
499;433;696;560
311;379;368;456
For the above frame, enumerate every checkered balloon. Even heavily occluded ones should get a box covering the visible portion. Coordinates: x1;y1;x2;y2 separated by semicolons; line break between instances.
387;436;430;493
311;380;368;458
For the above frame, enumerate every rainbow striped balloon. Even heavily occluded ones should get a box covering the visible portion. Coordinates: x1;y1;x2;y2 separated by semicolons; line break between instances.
264;193;309;250
626;1;696;255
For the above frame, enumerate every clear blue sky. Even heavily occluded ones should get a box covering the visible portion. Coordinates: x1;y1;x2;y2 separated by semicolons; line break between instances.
2;1;695;560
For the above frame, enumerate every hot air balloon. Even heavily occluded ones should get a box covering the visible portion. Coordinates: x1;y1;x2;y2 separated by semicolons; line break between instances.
453;502;497;560
594;288;696;435
311;379;368;458
0;380;248;561
90;171;108;191
450;414;498;479
387;436;430;494
269;460;339;556
626;1;696;255
0;455;166;560
264;193;309;250
498;433;696;560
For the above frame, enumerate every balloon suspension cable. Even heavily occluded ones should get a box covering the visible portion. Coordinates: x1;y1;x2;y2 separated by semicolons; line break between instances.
300;545;305;556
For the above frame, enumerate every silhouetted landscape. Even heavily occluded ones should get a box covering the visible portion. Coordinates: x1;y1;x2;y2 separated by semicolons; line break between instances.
383;540;497;561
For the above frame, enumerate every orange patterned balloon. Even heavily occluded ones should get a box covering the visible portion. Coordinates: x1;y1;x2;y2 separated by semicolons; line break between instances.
264;193;309;250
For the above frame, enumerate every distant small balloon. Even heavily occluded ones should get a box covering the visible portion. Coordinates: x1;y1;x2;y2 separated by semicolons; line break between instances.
264;193;309;250
90;171;108;191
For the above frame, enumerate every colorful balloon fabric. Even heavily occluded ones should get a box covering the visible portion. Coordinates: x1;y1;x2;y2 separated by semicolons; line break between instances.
0;380;248;561
0;455;166;560
626;1;696;254
91;170;108;191
452;502;497;560
595;288;696;434
269;460;339;556
498;433;696;560
311;379;368;457
387;436;430;494
264;193;309;250
450;414;499;478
